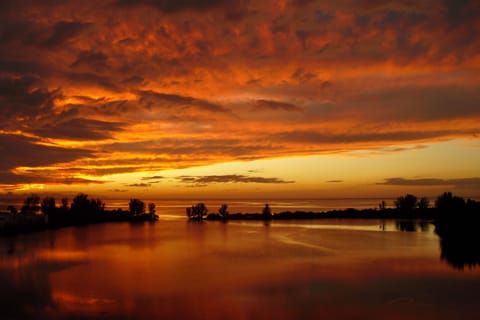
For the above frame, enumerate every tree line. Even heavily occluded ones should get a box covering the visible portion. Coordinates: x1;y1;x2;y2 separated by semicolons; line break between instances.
3;194;158;231
186;192;479;221
186;203;273;221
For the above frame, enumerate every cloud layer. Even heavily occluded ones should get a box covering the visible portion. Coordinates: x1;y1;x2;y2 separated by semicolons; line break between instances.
379;177;480;189
177;175;294;186
1;0;479;190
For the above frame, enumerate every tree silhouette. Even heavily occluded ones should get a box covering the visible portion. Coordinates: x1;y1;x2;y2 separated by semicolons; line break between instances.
21;194;41;214
129;199;146;215
6;205;17;214
378;200;387;210
41;197;56;216
61;197;69;210
418;197;430;209
71;193;90;213
394;194;417;211
262;203;272;219
187;203;208;220
70;193;105;223
432;192;480;269
218;204;229;219
148;203;156;215
435;192;466;211
90;198;105;214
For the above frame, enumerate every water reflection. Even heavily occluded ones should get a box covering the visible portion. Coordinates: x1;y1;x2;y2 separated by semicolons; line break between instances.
439;236;480;270
435;224;480;270
1;220;480;319
395;220;431;232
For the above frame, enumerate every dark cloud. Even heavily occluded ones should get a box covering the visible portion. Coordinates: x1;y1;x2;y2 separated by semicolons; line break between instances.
137;90;229;113
295;30;309;49
69;98;134;116
315;10;335;23
327;180;344;183
271;129;469;145
0;59;47;75
122;76;145;86
61;177;105;185
32;118;125;140
251;99;302;112
443;0;475;27
271;20;290;34
72;50;108;72
177;174;294;185
0;20;44;46
0;76;58;122
64;72;120;92
126;183;151;187
0;134;92;171
0;133;95;186
384;145;427;153
0;174;105;186
344;86;480;122
141;175;164;181
378;177;480;189
291;68;317;83
101;138;280;161
42;21;92;48
115;0;239;13
53;166;150;177
290;0;315;7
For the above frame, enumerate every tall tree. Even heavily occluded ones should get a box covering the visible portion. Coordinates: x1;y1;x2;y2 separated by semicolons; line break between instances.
218;204;229;219
394;194;418;211
187;203;208;220
41;197;56;215
129;199;146;215
148;203;156;215
21;194;41;214
262;203;272;219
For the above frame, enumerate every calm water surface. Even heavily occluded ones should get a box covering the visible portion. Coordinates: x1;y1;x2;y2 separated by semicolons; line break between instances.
1;219;479;319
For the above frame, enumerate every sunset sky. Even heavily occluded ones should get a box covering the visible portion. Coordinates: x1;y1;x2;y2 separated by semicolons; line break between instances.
1;0;479;200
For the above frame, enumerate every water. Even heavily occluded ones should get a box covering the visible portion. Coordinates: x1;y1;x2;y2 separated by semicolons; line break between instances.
1;219;479;319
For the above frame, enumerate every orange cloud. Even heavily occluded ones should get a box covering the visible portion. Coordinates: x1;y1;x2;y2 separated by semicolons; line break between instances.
1;0;479;191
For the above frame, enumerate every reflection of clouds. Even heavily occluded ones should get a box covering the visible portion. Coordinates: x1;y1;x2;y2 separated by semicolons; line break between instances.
0;258;86;319
2;221;480;318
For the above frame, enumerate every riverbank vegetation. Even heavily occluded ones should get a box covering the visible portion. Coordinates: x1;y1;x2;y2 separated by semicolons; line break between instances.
187;192;478;222
0;194;158;235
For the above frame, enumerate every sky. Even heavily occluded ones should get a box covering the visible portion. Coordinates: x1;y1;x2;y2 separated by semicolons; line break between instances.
0;0;479;201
